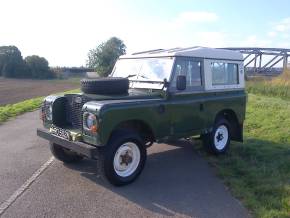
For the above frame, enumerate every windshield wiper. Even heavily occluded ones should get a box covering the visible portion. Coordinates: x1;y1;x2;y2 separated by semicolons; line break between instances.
126;74;137;78
139;74;149;79
127;74;149;79
129;80;164;84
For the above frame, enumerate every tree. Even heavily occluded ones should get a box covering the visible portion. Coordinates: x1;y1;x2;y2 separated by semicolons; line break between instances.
25;55;54;79
0;46;28;78
0;46;53;79
87;37;126;77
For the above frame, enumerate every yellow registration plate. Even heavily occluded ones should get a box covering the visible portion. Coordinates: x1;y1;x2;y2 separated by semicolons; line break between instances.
50;125;71;141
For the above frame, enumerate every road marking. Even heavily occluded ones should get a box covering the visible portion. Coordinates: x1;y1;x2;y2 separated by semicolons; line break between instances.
0;157;55;216
152;203;176;216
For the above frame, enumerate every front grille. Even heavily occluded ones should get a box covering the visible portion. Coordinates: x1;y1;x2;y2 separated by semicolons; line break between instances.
65;95;91;129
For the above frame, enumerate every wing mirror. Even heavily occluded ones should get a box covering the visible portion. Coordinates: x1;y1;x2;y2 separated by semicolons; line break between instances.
176;75;186;91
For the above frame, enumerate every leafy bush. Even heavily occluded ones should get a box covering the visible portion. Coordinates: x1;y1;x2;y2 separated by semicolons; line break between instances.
0;45;54;79
25;55;54;79
0;46;30;78
87;37;126;77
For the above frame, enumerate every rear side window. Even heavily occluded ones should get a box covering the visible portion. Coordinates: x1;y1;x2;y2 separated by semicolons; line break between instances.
172;58;202;90
211;62;239;85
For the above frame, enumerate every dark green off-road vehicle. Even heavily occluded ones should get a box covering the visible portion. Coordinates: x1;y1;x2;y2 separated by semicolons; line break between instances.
37;47;246;186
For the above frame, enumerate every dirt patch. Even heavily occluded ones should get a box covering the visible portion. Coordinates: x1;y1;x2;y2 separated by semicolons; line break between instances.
0;78;80;105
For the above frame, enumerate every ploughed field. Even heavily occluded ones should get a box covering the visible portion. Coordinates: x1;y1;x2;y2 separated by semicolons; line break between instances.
0;78;79;105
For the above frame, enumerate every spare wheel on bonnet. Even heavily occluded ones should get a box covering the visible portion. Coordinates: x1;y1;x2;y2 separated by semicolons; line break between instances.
81;77;129;95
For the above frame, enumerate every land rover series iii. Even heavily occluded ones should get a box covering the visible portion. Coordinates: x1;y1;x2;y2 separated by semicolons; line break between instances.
37;47;246;186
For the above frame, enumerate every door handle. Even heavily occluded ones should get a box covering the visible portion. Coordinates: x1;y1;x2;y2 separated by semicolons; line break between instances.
157;105;165;114
200;103;204;111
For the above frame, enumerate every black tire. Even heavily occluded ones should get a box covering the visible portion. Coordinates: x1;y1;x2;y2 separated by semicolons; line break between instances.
96;130;146;186
50;143;83;163
81;77;129;95
201;118;231;154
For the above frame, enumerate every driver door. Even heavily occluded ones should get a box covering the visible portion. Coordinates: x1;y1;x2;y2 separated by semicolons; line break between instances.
168;57;205;135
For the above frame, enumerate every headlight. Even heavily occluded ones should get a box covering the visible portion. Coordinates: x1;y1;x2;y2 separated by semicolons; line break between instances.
83;112;98;132
41;96;58;122
45;104;53;121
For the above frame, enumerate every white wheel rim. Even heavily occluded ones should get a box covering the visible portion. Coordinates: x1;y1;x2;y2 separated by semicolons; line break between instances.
214;125;229;150
113;142;141;177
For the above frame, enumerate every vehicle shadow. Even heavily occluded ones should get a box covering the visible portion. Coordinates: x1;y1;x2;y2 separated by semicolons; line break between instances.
65;140;249;218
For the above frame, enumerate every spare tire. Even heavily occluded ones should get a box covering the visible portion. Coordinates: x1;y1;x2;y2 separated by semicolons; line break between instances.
81;77;129;95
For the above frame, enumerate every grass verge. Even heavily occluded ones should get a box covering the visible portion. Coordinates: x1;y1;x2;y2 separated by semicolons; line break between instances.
197;94;290;218
0;89;79;124
247;69;290;100
247;81;290;100
0;97;43;124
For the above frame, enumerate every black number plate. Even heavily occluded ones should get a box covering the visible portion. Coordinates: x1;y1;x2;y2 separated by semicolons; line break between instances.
51;125;71;141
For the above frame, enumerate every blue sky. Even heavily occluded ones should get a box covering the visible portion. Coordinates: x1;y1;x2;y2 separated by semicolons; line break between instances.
0;0;289;66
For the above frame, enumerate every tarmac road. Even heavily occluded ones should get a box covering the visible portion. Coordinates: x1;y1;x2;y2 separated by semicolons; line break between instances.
0;111;250;218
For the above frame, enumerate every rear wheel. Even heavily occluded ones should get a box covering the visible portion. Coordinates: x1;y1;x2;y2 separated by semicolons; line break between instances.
202;119;231;154
96;130;146;186
50;143;83;163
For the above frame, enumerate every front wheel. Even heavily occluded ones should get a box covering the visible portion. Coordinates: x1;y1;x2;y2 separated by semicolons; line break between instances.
97;130;146;186
202;119;231;154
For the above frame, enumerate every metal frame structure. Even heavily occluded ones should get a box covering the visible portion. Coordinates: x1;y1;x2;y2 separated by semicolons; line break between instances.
224;47;290;74
132;47;290;74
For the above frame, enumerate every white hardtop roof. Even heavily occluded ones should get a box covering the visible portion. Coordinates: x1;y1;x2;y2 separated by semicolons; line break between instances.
120;46;243;61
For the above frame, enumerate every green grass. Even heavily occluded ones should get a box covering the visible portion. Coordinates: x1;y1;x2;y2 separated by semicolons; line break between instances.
0;89;79;124
198;94;290;218
247;81;290;100
0;97;43;124
246;69;290;100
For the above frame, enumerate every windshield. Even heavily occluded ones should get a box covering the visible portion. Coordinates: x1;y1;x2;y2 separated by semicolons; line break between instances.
111;57;174;89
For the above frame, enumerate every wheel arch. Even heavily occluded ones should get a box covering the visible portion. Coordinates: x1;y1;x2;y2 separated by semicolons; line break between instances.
214;109;243;142
109;119;155;147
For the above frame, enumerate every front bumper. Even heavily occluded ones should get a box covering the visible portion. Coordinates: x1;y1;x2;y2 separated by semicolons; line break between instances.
37;128;99;159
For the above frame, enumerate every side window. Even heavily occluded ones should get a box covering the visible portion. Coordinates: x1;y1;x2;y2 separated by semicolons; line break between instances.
188;60;202;87
172;58;202;90
211;62;239;85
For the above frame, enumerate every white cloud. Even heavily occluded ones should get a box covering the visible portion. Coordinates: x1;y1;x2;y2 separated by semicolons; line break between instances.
282;33;290;39
0;0;122;66
239;17;290;49
191;32;226;47
274;17;290;32
239;35;272;47
175;11;218;23
276;24;287;32
267;31;277;37
276;41;290;48
122;11;223;55
8;0;289;67
0;1;223;67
